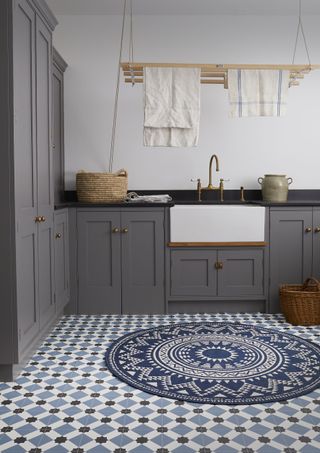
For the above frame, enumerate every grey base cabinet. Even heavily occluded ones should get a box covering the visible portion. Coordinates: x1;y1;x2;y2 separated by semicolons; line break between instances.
77;209;165;314
169;247;265;311
269;208;320;312
54;209;70;311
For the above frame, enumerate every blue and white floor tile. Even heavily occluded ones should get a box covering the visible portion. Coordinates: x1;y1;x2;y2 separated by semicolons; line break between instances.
1;313;320;453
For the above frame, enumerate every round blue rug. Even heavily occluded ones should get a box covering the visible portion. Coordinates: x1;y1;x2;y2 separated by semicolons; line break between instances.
105;322;320;405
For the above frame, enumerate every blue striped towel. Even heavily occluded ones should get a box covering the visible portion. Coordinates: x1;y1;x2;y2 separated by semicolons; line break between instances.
228;69;290;117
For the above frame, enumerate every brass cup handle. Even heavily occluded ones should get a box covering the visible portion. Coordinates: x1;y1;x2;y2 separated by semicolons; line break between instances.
122;228;128;234
112;227;120;233
305;227;312;233
315;227;320;233
55;233;62;239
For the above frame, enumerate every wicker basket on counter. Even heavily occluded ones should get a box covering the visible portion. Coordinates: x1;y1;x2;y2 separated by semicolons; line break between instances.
76;170;128;203
280;277;320;326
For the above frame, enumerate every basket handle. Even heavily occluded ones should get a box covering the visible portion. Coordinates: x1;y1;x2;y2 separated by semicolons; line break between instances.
302;277;320;291
116;168;128;177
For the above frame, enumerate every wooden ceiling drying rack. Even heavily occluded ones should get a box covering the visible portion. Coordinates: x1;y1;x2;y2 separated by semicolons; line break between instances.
121;62;320;89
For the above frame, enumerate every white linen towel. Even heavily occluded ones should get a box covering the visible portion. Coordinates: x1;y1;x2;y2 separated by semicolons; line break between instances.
144;67;201;147
228;69;290;117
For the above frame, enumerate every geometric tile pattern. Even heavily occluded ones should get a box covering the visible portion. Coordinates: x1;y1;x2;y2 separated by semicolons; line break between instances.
1;313;320;453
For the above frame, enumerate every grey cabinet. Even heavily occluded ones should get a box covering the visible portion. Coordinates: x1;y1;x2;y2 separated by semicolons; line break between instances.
77;209;165;315
0;0;57;381
170;248;264;298
121;211;165;314
269;208;320;312
78;211;121;314
54;209;70;311
52;49;67;204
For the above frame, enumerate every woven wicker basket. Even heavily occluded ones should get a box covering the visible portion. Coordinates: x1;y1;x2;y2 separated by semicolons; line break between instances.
280;277;320;326
76;170;128;203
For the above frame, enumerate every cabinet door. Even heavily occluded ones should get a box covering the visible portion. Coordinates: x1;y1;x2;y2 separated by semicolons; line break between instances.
170;249;217;297
78;211;121;314
52;62;64;204
13;0;39;352
217;249;264;297
312;209;320;278
54;210;70;312
121;211;165;314
269;209;313;313
36;16;55;329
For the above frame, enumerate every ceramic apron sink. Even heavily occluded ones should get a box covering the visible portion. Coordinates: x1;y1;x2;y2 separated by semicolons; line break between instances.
170;205;265;243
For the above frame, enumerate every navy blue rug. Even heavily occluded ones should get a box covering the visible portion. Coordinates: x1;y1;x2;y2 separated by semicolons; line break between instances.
105;322;320;405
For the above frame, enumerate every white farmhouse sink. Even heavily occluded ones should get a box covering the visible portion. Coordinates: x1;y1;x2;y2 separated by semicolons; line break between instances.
170;205;265;243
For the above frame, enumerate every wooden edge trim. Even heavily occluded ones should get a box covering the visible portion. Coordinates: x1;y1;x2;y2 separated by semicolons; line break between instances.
168;242;267;247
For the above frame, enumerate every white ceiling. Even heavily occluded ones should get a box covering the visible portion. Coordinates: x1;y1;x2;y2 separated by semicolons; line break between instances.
46;0;320;16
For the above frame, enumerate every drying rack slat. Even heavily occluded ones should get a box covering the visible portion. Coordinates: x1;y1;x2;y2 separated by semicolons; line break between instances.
121;62;320;88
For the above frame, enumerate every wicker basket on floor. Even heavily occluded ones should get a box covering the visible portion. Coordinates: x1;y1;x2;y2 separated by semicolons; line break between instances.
76;170;128;203
280;277;320;326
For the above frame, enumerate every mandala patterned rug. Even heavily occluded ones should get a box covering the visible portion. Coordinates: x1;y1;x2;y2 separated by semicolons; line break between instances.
105;322;320;405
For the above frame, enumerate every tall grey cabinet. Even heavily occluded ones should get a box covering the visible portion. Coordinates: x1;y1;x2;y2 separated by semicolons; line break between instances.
0;0;58;381
52;48;68;204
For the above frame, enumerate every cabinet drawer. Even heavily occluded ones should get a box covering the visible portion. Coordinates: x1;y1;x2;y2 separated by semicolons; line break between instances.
217;249;264;297
171;250;217;296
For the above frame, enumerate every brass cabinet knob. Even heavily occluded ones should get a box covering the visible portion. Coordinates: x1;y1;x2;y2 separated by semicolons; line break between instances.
305;227;312;233
315;227;320;233
55;233;62;239
112;227;120;233
122;227;128;234
40;216;46;222
215;262;223;270
34;216;42;223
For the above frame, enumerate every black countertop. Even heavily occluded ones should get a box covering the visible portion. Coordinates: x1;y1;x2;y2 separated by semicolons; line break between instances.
54;189;320;210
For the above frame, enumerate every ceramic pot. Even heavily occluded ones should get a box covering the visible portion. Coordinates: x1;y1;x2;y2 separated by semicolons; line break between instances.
258;174;293;202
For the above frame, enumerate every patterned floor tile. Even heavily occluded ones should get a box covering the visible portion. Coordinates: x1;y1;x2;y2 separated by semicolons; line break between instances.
1;313;320;453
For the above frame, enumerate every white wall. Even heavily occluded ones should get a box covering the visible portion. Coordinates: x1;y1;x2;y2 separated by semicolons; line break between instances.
52;14;320;190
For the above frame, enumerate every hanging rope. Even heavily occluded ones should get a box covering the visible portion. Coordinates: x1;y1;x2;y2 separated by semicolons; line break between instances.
129;0;135;85
292;0;311;65
108;0;127;173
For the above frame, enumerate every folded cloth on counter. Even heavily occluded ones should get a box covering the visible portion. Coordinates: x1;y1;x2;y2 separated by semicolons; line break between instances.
228;69;290;117
125;192;172;203
144;67;201;147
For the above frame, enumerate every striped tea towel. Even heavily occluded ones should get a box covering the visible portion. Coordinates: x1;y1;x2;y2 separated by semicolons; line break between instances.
228;69;290;117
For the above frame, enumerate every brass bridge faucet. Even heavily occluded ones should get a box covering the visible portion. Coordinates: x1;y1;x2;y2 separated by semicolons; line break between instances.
194;154;226;202
207;154;220;189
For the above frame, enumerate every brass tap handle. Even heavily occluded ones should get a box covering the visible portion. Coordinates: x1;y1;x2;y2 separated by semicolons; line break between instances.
55;233;62;239
240;186;245;202
197;178;202;202
305;227;312;233
219;179;224;202
191;178;202;202
112;227;120;233
315;227;320;233
122;227;128;234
